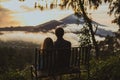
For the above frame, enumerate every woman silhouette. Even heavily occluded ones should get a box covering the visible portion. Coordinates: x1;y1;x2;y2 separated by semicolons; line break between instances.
40;37;54;70
42;37;54;49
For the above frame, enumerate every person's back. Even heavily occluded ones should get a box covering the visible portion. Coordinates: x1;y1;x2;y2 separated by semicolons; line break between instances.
54;27;71;70
41;37;54;70
54;38;71;49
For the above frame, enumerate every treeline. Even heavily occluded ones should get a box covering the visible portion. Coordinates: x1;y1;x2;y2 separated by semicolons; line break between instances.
0;40;39;48
0;40;40;71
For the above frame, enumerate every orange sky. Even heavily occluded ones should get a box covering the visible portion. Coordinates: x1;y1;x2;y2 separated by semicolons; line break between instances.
0;0;118;29
0;0;74;27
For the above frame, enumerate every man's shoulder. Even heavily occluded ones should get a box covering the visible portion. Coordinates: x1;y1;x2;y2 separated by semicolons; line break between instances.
64;40;71;44
64;40;71;45
54;39;71;46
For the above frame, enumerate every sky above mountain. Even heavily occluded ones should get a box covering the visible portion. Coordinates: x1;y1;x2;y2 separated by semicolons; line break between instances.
0;0;118;28
0;0;74;27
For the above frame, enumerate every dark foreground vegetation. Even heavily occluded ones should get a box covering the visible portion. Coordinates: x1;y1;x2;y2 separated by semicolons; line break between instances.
0;35;120;80
89;33;120;80
0;41;39;80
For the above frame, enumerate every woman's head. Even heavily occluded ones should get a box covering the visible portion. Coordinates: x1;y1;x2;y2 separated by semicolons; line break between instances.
42;37;53;49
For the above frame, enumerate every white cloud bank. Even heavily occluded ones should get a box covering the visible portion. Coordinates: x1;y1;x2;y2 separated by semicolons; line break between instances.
0;23;118;47
0;30;79;47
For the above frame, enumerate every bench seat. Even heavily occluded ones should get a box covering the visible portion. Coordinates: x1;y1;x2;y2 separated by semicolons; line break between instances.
31;46;91;80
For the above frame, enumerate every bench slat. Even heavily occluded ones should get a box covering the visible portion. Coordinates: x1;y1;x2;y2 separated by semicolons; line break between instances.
31;46;91;80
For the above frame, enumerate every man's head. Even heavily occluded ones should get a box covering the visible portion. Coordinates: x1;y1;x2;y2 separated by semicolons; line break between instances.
55;27;64;38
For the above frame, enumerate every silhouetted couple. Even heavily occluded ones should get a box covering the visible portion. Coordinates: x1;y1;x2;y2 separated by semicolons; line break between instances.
42;27;71;70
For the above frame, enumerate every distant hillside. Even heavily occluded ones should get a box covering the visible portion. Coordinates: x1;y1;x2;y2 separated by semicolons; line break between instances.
0;26;34;32
0;20;63;32
0;14;108;34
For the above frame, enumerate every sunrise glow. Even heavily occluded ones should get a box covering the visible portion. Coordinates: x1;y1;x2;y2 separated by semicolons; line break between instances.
0;0;74;27
0;0;118;29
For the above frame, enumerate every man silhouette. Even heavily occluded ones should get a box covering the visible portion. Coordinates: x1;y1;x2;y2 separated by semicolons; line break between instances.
54;27;71;70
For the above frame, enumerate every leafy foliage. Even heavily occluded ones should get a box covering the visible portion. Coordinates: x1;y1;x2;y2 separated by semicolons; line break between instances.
90;54;120;80
104;0;120;27
0;41;38;80
0;70;25;80
0;66;31;80
79;25;91;46
90;33;120;80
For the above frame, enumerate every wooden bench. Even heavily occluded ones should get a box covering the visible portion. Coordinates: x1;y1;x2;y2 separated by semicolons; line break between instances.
31;46;91;80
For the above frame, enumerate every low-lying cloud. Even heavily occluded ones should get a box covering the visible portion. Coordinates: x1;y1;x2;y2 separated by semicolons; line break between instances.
0;30;80;47
0;23;118;47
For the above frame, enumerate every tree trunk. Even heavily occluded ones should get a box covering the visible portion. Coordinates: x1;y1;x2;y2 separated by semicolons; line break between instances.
79;0;99;59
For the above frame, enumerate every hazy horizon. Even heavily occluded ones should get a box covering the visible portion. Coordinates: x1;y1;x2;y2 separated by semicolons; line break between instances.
0;0;119;47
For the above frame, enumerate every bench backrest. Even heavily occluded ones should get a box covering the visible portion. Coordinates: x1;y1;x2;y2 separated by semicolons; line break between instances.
34;46;91;73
